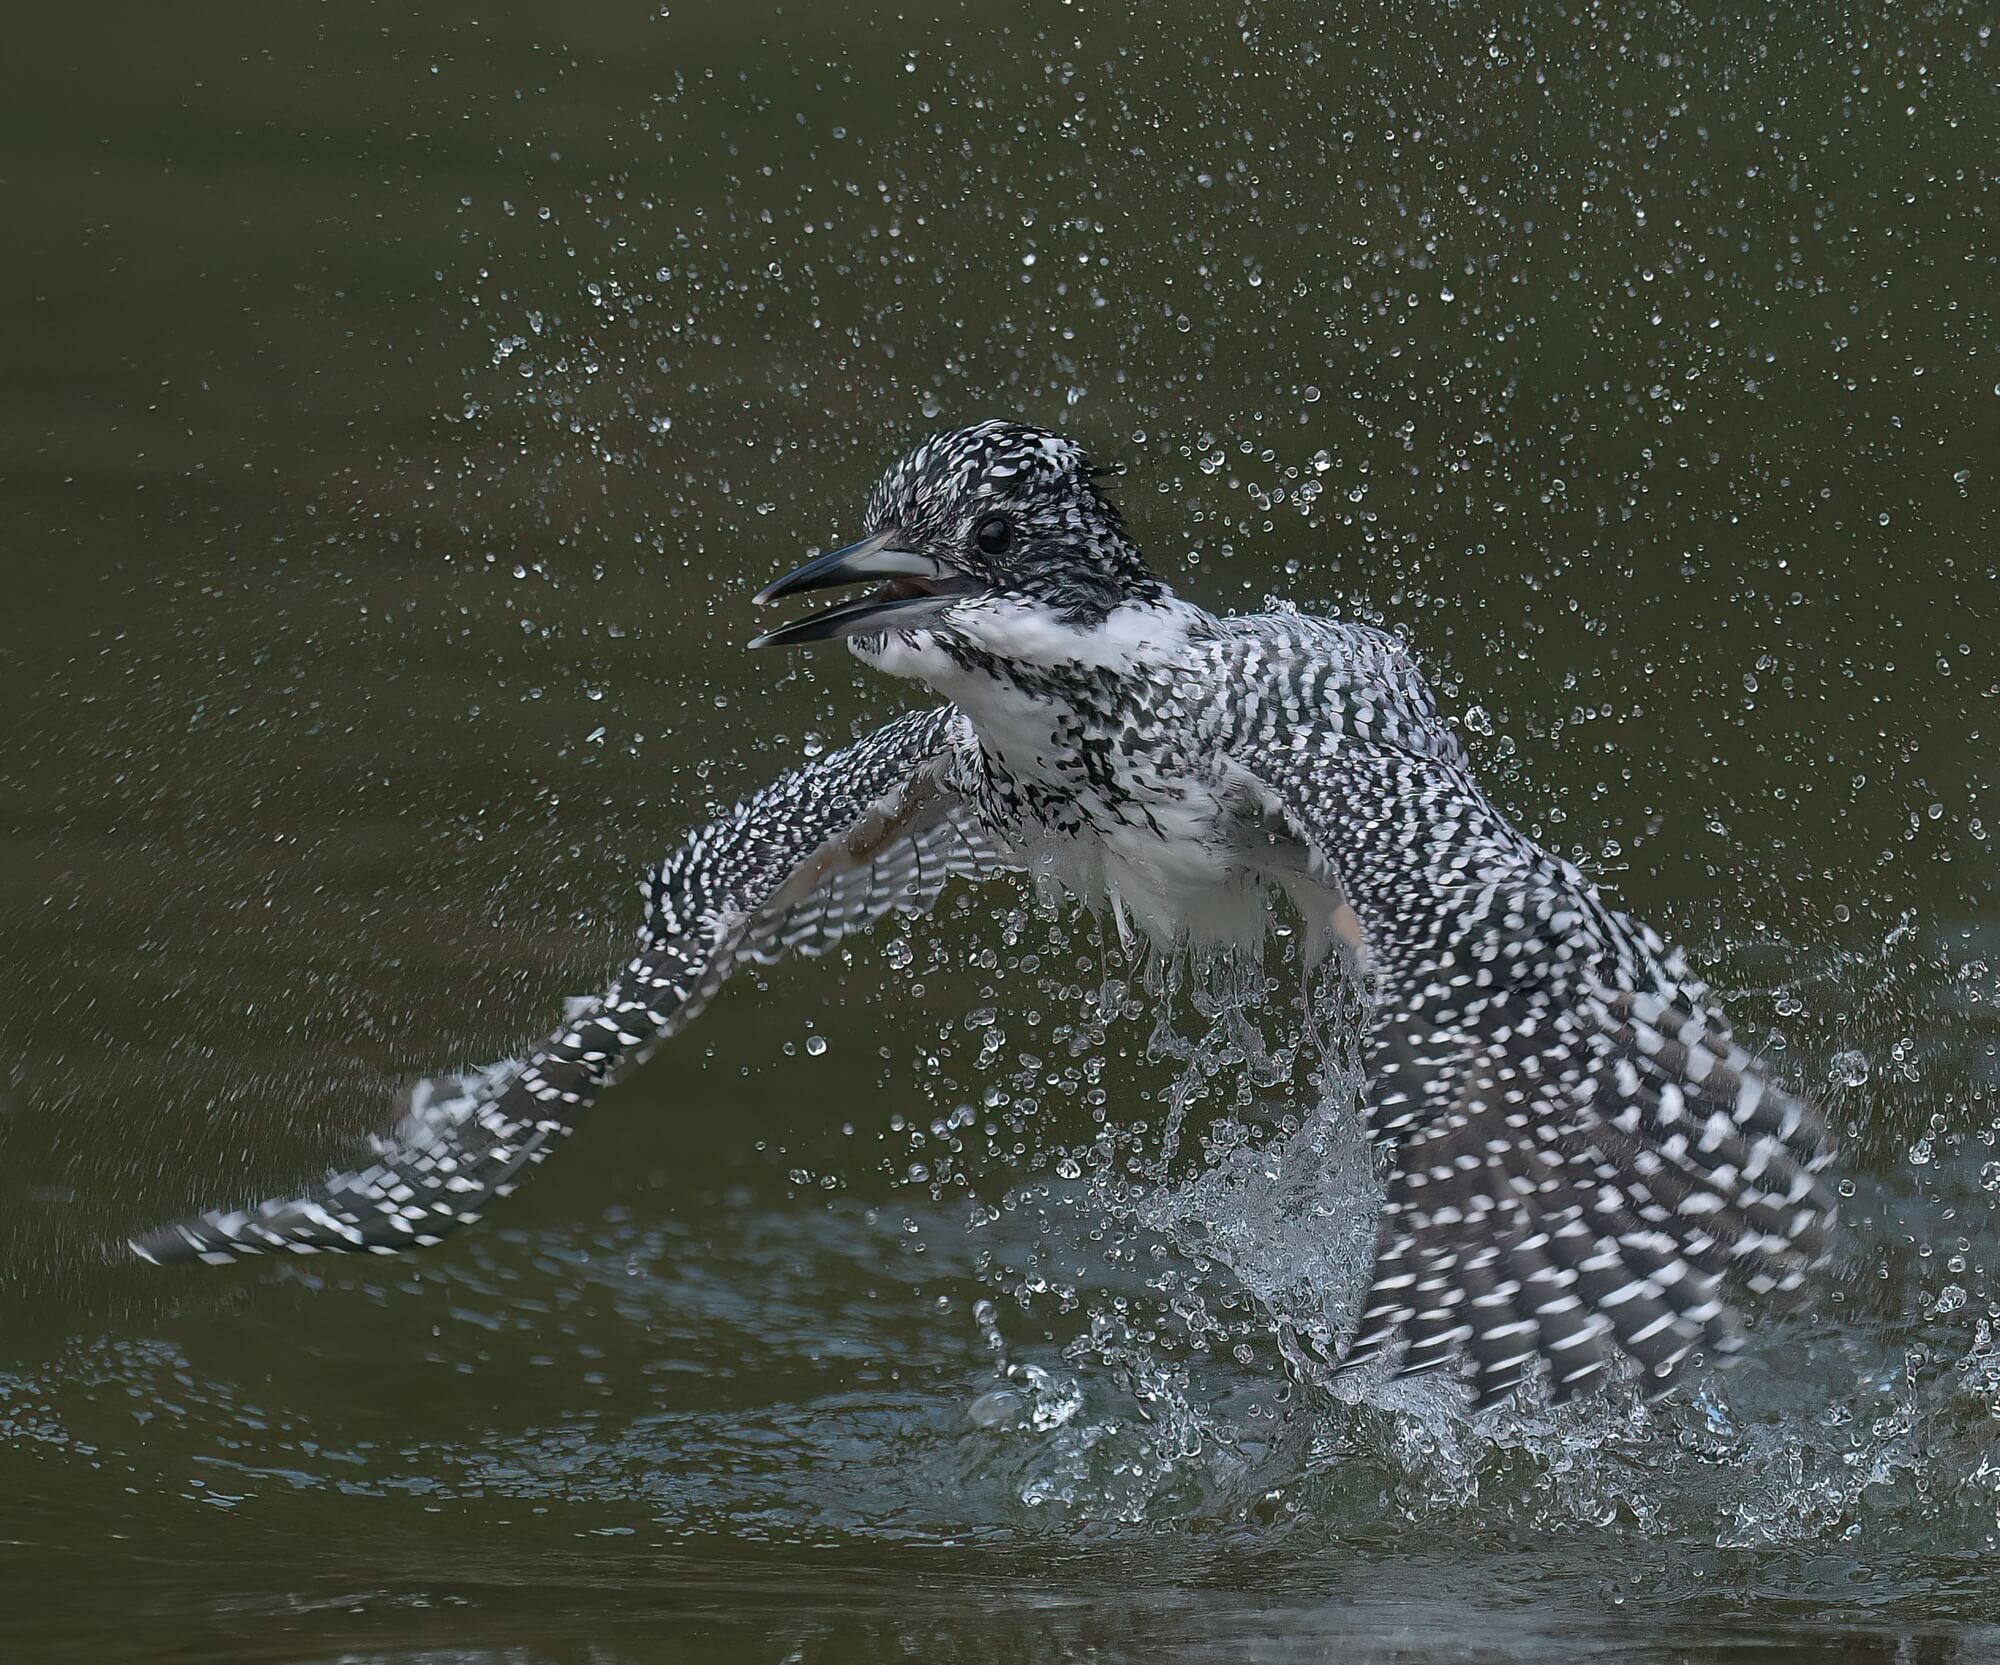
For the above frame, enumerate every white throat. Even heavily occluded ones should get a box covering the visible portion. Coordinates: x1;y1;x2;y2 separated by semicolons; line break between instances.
849;591;1198;687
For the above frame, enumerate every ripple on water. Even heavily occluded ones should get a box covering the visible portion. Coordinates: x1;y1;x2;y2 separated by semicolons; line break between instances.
3;928;1998;1643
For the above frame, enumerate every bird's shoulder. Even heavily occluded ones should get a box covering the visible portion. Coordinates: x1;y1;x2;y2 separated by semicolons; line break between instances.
1191;602;1413;673
1181;604;1453;740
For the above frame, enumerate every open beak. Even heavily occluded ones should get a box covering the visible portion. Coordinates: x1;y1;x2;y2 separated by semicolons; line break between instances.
749;529;982;648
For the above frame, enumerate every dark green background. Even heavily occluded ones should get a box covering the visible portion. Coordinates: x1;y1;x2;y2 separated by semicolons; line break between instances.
1;3;1994;1661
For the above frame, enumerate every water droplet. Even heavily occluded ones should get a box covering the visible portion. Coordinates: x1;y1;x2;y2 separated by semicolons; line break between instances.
967;1389;1024;1429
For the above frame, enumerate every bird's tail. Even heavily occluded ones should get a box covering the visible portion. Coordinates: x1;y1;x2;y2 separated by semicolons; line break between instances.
1339;985;1837;1407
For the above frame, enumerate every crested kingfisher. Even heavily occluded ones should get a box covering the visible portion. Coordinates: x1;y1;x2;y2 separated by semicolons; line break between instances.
133;421;1836;1408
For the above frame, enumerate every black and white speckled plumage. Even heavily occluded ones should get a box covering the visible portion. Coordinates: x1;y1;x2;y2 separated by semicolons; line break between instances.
131;709;1003;1264
135;420;1835;1409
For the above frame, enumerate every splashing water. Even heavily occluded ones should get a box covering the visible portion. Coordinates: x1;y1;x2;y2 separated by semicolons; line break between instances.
863;914;2000;1583
3;4;1995;1654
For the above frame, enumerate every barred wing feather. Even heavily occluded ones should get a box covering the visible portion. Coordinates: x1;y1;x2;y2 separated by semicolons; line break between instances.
1243;735;1836;1407
132;707;1006;1265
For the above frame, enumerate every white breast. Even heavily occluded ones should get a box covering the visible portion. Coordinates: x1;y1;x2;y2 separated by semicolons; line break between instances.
1000;774;1266;950
867;592;1327;948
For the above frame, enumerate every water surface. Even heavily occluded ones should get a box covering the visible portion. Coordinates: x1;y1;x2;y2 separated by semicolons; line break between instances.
2;3;1996;1660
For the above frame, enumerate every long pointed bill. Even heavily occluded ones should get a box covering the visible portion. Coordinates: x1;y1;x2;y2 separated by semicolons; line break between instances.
749;529;983;649
753;530;945;605
747;590;960;649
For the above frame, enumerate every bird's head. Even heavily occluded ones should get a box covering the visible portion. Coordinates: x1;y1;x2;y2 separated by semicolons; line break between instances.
750;421;1165;679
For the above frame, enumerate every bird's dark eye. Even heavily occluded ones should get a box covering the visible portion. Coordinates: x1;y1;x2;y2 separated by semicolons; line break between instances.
974;514;1013;557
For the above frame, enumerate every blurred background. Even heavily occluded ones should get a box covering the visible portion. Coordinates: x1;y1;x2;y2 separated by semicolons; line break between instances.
0;3;1994;1660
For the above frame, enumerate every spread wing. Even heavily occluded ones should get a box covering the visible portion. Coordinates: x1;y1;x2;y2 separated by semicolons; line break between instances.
1233;641;1837;1407
132;706;1009;1265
